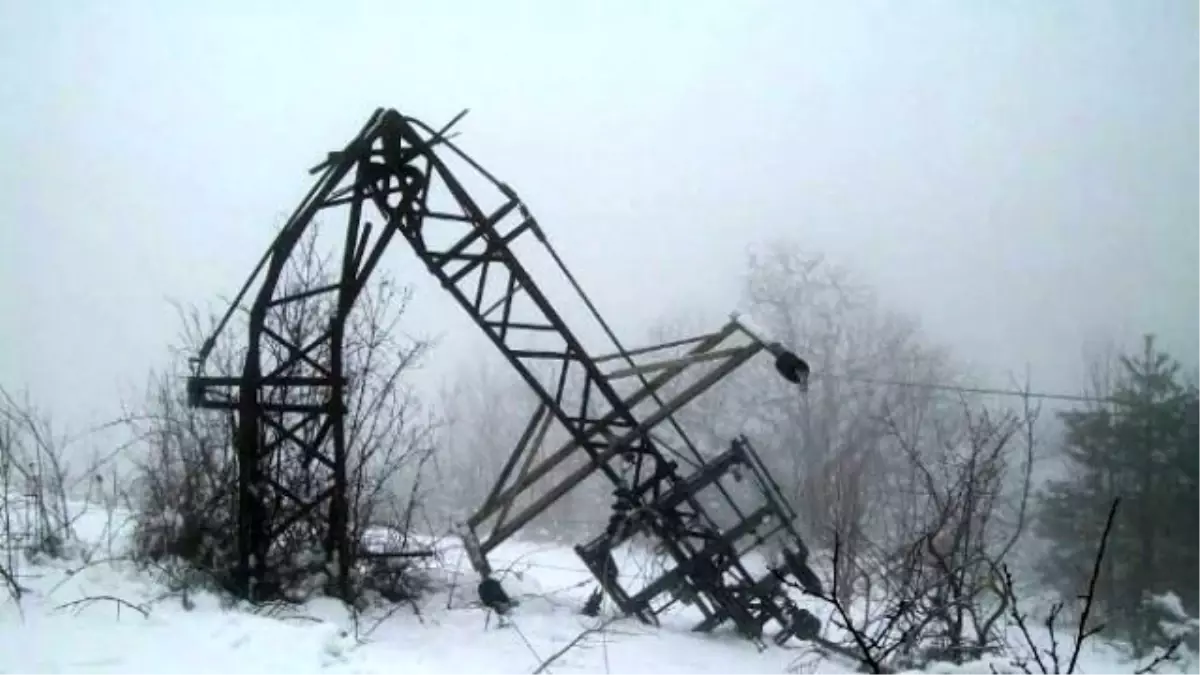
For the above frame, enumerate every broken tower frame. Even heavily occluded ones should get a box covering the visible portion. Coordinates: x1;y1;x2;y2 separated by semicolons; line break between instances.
183;107;823;643
461;315;826;640
463;315;792;556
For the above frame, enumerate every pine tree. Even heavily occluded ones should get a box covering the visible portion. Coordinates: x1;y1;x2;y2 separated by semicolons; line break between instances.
1037;335;1198;653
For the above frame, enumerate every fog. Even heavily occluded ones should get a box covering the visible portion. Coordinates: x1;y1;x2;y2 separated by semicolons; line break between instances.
1;0;1196;432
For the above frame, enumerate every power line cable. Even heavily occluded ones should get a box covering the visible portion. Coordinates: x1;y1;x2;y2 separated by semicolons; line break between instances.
808;372;1121;406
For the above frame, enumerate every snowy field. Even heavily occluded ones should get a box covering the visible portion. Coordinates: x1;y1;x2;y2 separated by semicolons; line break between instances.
0;498;1188;674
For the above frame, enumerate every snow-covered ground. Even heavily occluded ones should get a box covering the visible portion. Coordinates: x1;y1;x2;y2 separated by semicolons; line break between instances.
0;499;1189;674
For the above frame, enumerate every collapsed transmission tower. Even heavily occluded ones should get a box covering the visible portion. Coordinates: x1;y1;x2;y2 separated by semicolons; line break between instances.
187;107;825;644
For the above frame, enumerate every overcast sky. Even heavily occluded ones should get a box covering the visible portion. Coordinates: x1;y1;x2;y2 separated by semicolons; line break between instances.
1;0;1196;432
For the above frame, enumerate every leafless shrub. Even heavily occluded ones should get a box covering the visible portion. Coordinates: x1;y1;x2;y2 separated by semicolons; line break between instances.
0;385;138;607
808;391;1042;672
1000;499;1120;674
124;223;439;604
0;387;77;562
827;494;1185;675
825;494;1180;672
124;361;240;594
0;414;22;603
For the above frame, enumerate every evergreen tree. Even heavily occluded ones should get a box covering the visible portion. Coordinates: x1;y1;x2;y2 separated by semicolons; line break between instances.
1037;335;1198;653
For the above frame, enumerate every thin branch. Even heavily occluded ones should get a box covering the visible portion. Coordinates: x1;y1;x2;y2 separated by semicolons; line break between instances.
532;615;624;674
55;595;150;619
0;562;26;603
1133;639;1184;674
1067;498;1120;674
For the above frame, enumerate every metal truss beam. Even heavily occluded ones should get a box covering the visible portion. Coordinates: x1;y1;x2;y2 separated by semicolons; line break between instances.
186;107;823;648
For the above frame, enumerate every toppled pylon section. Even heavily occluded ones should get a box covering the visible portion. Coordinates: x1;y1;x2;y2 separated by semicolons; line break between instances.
182;105;823;643
575;435;824;643
460;309;826;645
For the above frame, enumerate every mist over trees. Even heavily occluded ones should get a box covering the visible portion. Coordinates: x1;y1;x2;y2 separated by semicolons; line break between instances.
427;235;1199;666
2;231;1195;670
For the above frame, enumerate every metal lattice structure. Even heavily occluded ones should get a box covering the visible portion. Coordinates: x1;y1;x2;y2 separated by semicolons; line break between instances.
187;107;825;644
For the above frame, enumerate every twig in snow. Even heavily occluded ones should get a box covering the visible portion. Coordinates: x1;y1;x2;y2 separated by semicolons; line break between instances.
532;615;624;675
55;594;150;619
1134;639;1184;674
0;562;27;604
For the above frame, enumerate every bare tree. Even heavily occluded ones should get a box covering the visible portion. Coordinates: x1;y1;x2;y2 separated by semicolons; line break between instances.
646;240;956;580
741;241;960;529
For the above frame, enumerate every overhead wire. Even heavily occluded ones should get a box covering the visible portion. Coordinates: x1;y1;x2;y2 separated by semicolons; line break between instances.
533;229;770;560
535;234;709;471
807;372;1123;406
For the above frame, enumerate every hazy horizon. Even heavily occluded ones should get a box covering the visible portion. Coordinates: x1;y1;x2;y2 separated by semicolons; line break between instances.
2;0;1196;434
